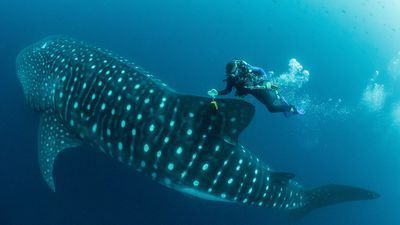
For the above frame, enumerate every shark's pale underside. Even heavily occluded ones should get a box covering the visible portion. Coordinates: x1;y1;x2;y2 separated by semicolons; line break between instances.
16;37;379;217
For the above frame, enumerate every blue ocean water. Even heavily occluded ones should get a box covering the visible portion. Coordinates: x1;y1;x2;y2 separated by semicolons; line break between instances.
1;0;399;224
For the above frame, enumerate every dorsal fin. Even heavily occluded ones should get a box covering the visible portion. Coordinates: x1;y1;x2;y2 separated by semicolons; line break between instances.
269;172;295;185
178;95;255;144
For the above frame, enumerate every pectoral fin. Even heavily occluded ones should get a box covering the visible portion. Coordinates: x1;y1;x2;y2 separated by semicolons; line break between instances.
38;113;81;191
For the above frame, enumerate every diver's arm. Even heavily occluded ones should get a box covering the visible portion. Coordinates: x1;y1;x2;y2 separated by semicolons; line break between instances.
218;76;234;95
249;66;280;90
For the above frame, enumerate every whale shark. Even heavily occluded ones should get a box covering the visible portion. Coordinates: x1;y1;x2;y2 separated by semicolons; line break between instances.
17;37;379;217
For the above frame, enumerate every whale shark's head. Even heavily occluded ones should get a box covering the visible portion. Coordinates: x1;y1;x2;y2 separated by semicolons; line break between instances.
16;38;63;111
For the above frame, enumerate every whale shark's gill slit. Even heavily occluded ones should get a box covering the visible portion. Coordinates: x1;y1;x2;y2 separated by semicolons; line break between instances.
91;82;110;142
62;66;79;122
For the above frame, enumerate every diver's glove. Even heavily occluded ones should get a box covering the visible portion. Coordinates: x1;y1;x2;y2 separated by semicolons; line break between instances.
208;89;219;98
208;89;219;111
265;82;279;91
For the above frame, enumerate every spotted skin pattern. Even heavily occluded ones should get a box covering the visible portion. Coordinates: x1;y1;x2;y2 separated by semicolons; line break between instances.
17;37;379;216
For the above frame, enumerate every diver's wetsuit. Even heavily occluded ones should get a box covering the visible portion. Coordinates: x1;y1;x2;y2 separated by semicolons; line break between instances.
218;62;295;114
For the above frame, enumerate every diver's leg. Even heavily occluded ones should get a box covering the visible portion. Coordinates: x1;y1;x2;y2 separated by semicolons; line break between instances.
251;89;294;113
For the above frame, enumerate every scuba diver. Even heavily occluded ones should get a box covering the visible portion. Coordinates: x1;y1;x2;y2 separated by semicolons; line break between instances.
209;59;304;117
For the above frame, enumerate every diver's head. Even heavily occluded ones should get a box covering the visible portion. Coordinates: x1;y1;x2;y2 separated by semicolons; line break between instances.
226;61;238;76
237;59;248;66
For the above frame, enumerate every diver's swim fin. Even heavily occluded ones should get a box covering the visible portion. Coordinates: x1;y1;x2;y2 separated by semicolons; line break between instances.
283;107;305;118
290;184;380;219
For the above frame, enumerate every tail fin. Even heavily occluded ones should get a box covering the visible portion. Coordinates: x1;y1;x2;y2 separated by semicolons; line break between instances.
291;185;380;218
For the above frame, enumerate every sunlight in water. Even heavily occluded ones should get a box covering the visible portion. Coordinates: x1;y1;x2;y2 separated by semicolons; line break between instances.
362;77;386;112
388;52;400;81
269;58;311;109
392;103;400;126
273;58;310;89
